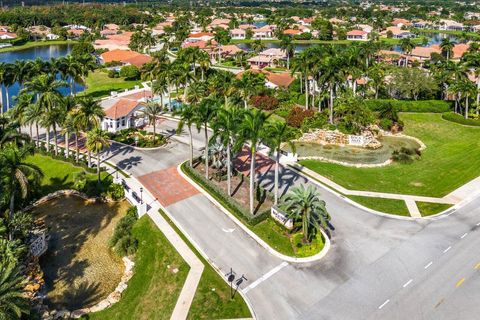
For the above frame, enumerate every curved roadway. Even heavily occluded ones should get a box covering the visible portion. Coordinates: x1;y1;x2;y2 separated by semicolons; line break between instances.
103;118;480;320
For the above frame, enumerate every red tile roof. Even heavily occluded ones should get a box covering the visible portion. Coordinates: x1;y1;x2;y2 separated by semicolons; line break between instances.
104;98;142;120
236;69;295;88
347;30;367;36
100;49;152;67
283;29;302;35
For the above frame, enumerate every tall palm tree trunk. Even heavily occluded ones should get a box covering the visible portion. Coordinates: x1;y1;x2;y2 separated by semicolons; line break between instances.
329;86;334;124
153;120;156;145
188;126;193;166
465;95;469;119
9;192;15;221
35;123;40;147
88;150;92;167
5;88;9;111
249;147;256;215
75;132;79;163
305;74;309;109
204;125;209;179
65;132;70;158
46;127;50;152
302;212;309;240
97;152;101;182
53;125;58;156
274;149;280;205
227;142;232;196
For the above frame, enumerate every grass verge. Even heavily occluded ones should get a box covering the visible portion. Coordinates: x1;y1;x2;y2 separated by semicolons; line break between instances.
157;210;251;319
300;113;480;197
417;202;453;217
81;70;143;99
87;216;189;320
347;196;410;216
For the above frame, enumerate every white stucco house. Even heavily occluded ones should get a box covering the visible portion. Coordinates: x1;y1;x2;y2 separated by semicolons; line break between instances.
102;98;145;133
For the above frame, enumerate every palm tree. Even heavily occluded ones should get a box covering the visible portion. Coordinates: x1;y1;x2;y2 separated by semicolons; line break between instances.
2;64;14;111
400;38;415;67
459;78;476;119
280;36;295;69
24;102;42;147
75;97;105;167
0;146;43;221
239;109;269;214
152;77;168;110
195;98;219;179
59;96;77;158
11;60;32;90
86;128;111;182
57;55;81;96
0;63;6;115
440;38;455;61
176;104;196;166
265;121;295;205
141;102;162;145
283;184;330;242
236;71;266;109
0;260;30;320
25;74;66;153
251;39;266;54
210;103;244;196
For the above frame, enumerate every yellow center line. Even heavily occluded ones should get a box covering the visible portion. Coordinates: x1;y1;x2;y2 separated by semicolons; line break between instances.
456;278;466;288
475;263;480;269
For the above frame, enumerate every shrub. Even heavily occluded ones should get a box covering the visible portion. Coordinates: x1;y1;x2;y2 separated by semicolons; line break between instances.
104;183;125;201
392;147;420;164
442;112;480;126
119;65;140;80
365;99;452;113
301;112;328;132
107;69;119;78
110;206;138;257
250;95;279;110
286;106;315;128
379;118;393;131
274;103;293;119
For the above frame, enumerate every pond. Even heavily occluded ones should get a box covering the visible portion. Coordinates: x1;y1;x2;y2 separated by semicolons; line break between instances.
0;43;85;113
30;195;129;310
288;135;421;165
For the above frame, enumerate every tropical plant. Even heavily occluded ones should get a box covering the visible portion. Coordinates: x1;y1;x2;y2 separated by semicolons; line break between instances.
75;97;105;167
141;102;162;145
176;104;197;166
195;97;219;179
0;260;29;320
282;184;330;242
86;128;111;182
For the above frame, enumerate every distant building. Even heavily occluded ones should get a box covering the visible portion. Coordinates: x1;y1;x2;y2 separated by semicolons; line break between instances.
102;98;145;133
346;30;368;41
100;49;152;68
230;28;246;40
0;31;17;40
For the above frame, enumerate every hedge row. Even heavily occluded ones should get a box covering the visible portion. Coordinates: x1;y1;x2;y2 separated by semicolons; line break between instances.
442;112;480;126
365;99;452;113
181;162;269;226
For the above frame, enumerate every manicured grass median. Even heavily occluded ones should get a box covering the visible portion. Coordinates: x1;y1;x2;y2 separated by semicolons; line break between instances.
417;202;452;217
82;70;143;99
301;113;480;197
88;216;189;320
347;196;410;216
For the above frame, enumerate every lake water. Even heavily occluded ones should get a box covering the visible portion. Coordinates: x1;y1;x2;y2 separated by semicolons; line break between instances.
0;44;85;113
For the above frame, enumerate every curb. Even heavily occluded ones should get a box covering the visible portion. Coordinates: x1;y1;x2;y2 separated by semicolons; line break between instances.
288;164;479;222
177;162;331;264
109;139;168;151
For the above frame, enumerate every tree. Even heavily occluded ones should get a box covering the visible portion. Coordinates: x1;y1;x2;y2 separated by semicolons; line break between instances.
86;128;111;182
236;71;266;109
75;97;105;167
210;103;244;196
440;38;455;61
0;146;43;222
283;184;330;242
265;121;295;205
175;104;196;166
57;55;81;96
280;36;295;69
239;109;269;214
213;27;231;45
141;102;162;145
195;97;219;179
0;260;29;320
400;38;415;67
250;39;266;54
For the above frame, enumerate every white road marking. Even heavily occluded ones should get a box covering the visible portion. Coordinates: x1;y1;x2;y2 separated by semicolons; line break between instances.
476;222;480;226
221;228;235;233
424;262;433;269
403;279;413;288
243;262;289;294
443;246;452;253
461;233;468;239
378;299;390;309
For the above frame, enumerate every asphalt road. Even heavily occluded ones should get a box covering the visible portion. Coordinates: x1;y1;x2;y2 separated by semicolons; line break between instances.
39;118;480;319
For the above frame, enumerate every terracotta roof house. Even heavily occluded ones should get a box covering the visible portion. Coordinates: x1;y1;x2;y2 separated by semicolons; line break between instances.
347;30;368;41
382;26;415;39
239;24;255;30
100;49;152;67
236;69;295;89
391;18;411;27
28;26;59;40
438;19;466;31
0;31;17;40
230;28;246;39
248;48;287;68
102;98;145;133
283;29;302;36
0;26;9;32
104;23;120;31
356;24;373;33
185;32;214;43
252;26;274;39
94;32;133;51
451;43;470;60
410;46;441;60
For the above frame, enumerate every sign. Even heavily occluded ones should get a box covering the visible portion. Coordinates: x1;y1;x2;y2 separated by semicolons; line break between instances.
271;206;293;230
348;135;365;146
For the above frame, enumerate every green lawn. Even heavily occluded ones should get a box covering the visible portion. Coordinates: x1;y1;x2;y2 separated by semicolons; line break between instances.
417;29;480;39
347;196;410;216
82;71;143;99
26;154;103;196
417;202;453;217
158;210;251;319
88;216;189;320
0;40;77;53
300;113;480;197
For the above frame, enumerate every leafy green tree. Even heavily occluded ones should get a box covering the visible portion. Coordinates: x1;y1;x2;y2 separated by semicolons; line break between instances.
141;102;162;145
0;260;29;320
86;128;110;182
400;38;415;67
440;38;455;61
176;104;197;166
195;97;219;179
283;184;330;242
